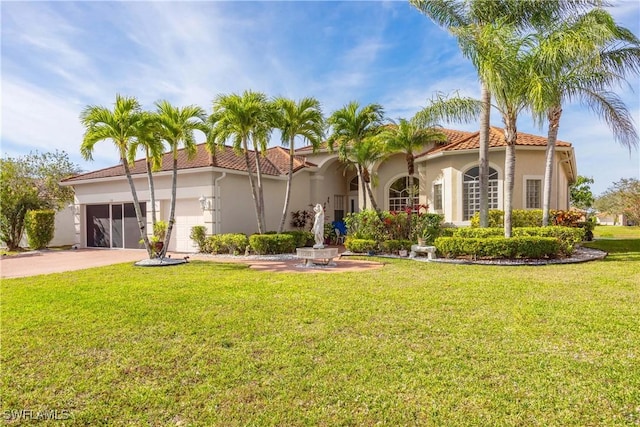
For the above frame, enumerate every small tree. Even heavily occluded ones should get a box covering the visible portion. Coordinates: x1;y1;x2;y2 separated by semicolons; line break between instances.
595;178;640;225
0;151;79;250
570;176;595;211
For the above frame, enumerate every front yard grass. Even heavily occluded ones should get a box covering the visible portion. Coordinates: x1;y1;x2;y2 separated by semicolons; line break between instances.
2;244;639;425
593;225;640;239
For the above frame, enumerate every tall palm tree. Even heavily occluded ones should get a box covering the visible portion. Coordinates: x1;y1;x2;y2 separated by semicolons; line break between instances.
456;19;532;237
80;94;153;258
154;101;208;258
327;102;385;211
410;0;596;227
527;8;640;225
207;91;274;234
128;111;165;230
273;97;324;233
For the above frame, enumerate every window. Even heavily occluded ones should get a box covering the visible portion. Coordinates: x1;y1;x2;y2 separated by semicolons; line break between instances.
463;166;498;220
349;176;359;191
433;184;443;210
526;179;541;209
334;195;346;222
389;176;419;212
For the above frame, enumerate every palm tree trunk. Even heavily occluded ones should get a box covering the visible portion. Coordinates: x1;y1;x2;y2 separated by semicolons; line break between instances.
254;142;267;233
160;155;178;258
479;82;491;228
146;157;157;228
278;139;296;233
145;147;157;228
357;166;367;210
123;159;153;258
362;167;380;212
542;105;562;226
243;140;263;234
503;122;517;238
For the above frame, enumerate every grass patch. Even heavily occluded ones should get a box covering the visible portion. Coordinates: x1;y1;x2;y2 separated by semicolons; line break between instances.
593;225;640;239
2;253;640;425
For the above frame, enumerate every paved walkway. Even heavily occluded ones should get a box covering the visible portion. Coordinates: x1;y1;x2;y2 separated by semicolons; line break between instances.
1;248;383;279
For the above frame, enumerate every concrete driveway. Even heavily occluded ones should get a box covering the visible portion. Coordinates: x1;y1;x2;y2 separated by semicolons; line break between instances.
0;249;149;279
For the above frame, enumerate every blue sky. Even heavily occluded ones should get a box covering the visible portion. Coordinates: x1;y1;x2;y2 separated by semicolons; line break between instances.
1;1;639;195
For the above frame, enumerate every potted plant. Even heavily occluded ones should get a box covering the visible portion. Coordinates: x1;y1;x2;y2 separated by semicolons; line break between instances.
141;220;168;257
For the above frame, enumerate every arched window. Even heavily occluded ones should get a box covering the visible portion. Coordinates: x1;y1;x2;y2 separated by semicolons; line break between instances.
463;166;498;220
389;176;419;212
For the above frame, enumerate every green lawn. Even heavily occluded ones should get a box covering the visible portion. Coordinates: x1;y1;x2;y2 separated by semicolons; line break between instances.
593;225;640;239
2;246;639;425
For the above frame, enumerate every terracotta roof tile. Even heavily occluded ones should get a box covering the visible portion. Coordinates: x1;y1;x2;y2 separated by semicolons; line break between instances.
63;143;303;183
424;126;571;156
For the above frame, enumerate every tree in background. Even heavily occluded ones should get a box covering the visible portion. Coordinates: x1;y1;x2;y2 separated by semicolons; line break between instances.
570;176;595;211
0;151;80;250
595;178;640;226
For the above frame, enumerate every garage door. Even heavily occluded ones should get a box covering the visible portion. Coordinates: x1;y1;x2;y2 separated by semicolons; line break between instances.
173;202;204;253
86;203;146;249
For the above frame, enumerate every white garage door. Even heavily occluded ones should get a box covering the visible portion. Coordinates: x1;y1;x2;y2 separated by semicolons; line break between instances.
172;202;204;253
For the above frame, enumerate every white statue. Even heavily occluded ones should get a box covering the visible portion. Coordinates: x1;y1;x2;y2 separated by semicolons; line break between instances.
312;203;324;249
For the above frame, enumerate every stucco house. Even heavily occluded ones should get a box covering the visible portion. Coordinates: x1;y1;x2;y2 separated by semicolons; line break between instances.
61;126;576;252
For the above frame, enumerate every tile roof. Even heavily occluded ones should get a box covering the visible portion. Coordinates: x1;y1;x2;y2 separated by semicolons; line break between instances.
64;126;570;183
422;126;571;157
63;143;315;183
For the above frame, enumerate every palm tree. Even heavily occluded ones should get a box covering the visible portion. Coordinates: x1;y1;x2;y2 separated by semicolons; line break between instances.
380;116;447;212
327;102;385;211
456;19;533;237
208;91;274;234
527;9;640;225
410;0;595;227
154;100;208;258
128;111;165;230
273;97;324;233
80;94;153;258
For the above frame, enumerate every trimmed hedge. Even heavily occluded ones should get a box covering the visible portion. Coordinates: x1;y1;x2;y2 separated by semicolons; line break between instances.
282;230;314;248
203;233;249;255
435;236;560;259
344;238;377;254
470;209;543;228
25;209;55;250
249;234;296;255
453;226;583;256
380;239;412;253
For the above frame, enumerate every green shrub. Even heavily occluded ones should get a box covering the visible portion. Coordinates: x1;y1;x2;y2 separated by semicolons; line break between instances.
189;226;207;252
344;211;385;241
201;233;249;255
344;238;377;253
203;235;225;254
25;209;55;250
381;239;401;253
470;209;544;228
435;236;560;259
221;233;249;255
453;226;583;256
282;230;314;247
380;239;413;254
412;213;444;243
249;234;296;255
